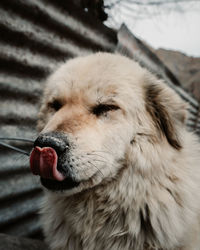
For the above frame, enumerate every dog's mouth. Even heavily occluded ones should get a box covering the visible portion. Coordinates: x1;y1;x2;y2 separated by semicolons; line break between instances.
40;177;80;191
30;145;80;191
29;131;107;192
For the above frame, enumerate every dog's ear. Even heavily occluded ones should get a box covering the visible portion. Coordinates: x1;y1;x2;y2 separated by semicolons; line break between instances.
145;81;187;150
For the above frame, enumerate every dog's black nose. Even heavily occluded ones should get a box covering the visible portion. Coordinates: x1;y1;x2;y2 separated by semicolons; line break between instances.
34;132;69;155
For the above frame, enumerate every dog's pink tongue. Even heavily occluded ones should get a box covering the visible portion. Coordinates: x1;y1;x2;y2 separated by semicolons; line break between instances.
30;146;65;181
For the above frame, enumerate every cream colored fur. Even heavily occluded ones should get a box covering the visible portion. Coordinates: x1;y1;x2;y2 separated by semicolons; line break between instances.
38;53;200;250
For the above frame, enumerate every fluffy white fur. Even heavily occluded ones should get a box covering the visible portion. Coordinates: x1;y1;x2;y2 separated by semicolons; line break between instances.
38;53;200;250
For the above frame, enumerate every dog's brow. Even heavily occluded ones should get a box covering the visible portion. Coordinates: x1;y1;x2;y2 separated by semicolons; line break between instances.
97;97;117;105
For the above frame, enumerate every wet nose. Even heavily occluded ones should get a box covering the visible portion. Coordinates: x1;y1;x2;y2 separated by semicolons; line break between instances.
34;132;69;155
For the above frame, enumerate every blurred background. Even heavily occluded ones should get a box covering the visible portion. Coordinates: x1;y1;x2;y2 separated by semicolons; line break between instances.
104;0;200;100
105;0;200;56
0;0;199;248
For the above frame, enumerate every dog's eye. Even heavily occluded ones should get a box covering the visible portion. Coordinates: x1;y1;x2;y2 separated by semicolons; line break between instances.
48;100;62;111
92;104;119;116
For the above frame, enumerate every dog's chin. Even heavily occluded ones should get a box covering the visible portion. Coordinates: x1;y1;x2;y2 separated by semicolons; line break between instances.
40;169;106;194
40;177;80;191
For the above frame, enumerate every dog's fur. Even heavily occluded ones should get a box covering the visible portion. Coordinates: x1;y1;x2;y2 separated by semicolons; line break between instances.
38;53;200;250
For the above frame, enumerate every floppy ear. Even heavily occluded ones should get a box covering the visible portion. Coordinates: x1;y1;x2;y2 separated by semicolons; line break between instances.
145;82;187;150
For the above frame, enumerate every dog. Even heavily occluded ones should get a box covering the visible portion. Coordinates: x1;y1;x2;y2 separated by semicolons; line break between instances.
30;53;200;250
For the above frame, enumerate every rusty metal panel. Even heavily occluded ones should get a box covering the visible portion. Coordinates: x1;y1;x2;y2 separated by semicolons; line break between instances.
0;0;117;238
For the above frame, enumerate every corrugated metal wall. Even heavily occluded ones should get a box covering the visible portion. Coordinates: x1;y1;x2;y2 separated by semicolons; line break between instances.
0;0;117;238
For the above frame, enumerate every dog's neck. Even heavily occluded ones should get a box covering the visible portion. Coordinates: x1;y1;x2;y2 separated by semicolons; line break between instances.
40;152;188;250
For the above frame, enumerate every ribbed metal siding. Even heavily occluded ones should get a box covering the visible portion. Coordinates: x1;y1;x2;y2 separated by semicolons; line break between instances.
0;0;117;238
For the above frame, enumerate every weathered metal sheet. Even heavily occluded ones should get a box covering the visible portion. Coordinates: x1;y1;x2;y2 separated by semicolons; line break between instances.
0;0;116;238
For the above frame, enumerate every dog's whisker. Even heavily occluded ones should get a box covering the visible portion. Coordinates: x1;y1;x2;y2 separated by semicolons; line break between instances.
88;157;116;175
94;159;108;163
79;150;112;156
84;153;114;168
87;161;104;178
90;158;108;165
92;159;114;175
0;137;35;143
15;154;29;162
80;166;91;180
91;150;112;155
85;153;110;161
0;141;30;156
76;153;114;177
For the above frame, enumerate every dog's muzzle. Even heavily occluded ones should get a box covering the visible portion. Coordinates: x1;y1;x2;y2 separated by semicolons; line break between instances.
30;132;80;190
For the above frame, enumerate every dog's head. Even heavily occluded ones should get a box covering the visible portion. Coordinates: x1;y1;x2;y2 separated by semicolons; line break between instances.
30;53;187;194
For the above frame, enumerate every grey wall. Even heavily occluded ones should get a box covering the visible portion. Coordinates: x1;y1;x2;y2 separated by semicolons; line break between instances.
0;0;117;238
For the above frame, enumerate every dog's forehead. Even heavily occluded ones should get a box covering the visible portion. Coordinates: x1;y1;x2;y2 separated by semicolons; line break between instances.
47;53;145;103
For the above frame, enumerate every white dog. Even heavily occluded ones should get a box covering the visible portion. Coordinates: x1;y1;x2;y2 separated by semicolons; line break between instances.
30;53;200;250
